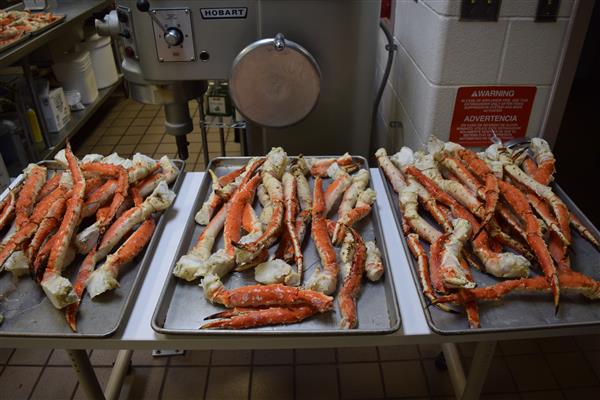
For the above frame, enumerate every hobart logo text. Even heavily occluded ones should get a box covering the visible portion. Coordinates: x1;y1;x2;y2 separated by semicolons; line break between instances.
200;8;247;19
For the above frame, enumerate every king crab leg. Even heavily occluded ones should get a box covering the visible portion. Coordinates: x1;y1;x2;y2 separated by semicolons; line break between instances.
202;273;333;312
497;179;560;310
338;227;366;329
282;171;303;280
406;166;530;279
201;305;319;329
324;163;352;216
305;177;339;295
309;153;358;177
0;189;16;232
332;189;376;245
15;164;47;229
41;144;85;309
233;173;283;253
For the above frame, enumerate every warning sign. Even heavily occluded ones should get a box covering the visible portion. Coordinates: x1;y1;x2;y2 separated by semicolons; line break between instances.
449;86;536;147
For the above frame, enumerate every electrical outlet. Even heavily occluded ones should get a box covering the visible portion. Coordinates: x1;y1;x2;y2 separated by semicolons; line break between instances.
460;0;501;21
536;0;560;22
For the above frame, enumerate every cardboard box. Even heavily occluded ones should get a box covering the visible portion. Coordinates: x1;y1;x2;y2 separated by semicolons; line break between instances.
39;86;71;132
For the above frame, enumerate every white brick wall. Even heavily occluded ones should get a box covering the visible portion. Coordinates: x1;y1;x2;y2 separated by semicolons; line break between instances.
375;0;574;151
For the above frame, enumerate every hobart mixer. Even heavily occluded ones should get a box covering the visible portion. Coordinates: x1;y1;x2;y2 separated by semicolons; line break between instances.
96;0;380;160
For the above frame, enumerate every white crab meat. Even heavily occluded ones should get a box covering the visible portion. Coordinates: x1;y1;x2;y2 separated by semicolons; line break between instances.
262;147;288;179
86;267;119;299
234;232;263;266
81;154;104;164
339;232;355;279
440;219;475;289
201;273;223;302
75;222;100;254
305;266;337;295
255;259;300;286
4;250;30;277
191;249;234;279
390;147;415;171
365;241;384;282
102;153;133;169
41;275;79;309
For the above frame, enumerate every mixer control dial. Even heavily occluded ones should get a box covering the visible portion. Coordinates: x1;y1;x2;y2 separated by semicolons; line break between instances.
164;28;184;47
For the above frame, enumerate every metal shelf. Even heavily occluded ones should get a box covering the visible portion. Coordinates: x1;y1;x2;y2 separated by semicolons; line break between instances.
42;76;122;159
0;0;113;68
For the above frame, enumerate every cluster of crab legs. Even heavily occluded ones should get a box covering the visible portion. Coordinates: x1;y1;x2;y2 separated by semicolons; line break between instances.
0;144;178;331
173;148;385;329
377;136;600;328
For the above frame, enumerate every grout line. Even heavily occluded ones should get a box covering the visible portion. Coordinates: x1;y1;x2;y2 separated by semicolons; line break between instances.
202;351;213;400
375;346;387;398
334;349;342;400
574;336;600;383
416;344;433;398
537;340;563;390
26;349;53;400
247;350;254;400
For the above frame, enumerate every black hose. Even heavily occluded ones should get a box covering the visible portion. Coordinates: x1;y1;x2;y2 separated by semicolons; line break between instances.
369;21;397;160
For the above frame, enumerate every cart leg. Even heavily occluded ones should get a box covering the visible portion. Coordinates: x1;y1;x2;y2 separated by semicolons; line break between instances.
67;349;105;400
104;350;133;400
442;341;497;400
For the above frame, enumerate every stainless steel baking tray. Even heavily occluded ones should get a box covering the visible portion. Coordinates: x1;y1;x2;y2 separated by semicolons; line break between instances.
152;156;401;335
0;32;31;53
0;158;185;337
28;13;66;36
379;165;600;335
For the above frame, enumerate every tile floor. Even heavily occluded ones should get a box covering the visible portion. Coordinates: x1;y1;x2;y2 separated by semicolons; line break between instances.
3;94;599;399
1;338;600;399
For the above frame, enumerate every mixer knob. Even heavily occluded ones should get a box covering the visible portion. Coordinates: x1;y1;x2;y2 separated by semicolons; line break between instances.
164;28;184;47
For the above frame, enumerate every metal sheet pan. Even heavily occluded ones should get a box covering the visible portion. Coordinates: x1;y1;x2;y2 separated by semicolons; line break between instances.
0;158;185;338
0;32;31;53
28;14;66;36
379;165;600;335
152;156;401;335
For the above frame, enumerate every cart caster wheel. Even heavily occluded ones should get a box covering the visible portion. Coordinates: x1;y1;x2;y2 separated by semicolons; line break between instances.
435;351;447;370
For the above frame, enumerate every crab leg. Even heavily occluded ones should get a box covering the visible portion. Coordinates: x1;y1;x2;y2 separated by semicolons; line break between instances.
0;185;68;268
305;177;339;295
406;166;530;279
434;219;476;289
324;163;352;216
38;172;63;200
332;189;376;245
487;144;571;245
529;138;555;185
201;305;319;330
0;190;16;232
41;144;85;309
173;202;230;281
218;165;245;186
282;172;303;279
233;173;283;253
338;227;367;329
81;180;118;218
86;218;156;299
569;213;600;251
65;183;175;328
81;163;129;230
15;164;47;229
406;234;455;313
486;218;535;262
202;273;334;312
29;196;67;280
309;153;358;177
399;184;442;244
375;148;407;193
497;179;560;309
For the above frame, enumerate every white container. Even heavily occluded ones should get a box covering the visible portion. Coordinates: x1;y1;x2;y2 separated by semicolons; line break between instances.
81;34;119;89
52;50;99;104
